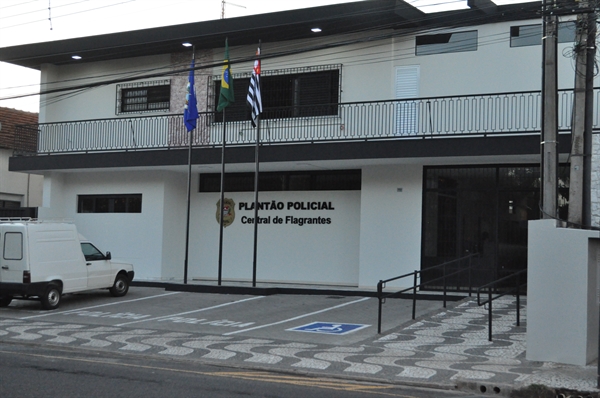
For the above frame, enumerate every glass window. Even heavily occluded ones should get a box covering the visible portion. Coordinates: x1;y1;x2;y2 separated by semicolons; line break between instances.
213;66;340;123
558;20;577;43
77;194;142;213
116;80;170;114
416;31;478;55
80;242;105;261
421;165;569;290
510;24;541;47
510;22;576;47
199;170;361;192
3;232;23;260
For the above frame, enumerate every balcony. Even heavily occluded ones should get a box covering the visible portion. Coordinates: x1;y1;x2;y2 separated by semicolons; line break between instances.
13;89;595;156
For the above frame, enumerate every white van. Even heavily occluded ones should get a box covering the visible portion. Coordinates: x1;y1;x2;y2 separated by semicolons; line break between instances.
0;219;134;310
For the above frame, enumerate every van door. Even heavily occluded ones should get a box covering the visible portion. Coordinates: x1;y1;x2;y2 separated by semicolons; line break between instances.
0;227;28;284
80;242;112;288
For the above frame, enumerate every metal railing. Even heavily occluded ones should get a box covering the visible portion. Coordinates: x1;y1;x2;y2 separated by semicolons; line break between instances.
376;253;478;334
13;88;596;155
476;269;527;341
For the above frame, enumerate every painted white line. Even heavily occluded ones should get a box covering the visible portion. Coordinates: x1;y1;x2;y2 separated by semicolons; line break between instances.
223;297;371;336
115;296;266;327
19;292;182;320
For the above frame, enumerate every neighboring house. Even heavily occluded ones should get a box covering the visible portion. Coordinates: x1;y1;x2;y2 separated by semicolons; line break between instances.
0;0;588;287
0;107;42;217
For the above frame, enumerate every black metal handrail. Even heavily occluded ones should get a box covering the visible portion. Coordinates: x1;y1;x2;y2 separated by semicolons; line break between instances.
476;269;527;341
13;88;595;155
376;253;478;334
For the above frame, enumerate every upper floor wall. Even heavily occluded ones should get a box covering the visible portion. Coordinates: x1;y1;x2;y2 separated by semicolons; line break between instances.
38;17;580;124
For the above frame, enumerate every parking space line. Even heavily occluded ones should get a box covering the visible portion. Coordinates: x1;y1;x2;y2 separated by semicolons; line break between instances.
114;296;266;327
223;297;371;336
19;292;182;320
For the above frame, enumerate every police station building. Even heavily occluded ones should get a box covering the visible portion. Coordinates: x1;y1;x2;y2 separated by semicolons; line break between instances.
2;0;587;290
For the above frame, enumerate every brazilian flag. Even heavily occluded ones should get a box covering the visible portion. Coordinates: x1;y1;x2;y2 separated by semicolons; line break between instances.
217;38;234;111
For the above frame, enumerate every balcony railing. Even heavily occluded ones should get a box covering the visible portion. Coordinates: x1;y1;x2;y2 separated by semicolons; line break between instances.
14;89;597;155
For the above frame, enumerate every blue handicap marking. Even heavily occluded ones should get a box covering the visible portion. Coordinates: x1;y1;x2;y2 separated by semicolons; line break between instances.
288;322;370;335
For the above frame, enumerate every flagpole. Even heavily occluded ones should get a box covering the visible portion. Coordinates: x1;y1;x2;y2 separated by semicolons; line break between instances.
216;37;234;287
184;125;193;285
251;41;262;287
183;47;197;285
218;108;226;286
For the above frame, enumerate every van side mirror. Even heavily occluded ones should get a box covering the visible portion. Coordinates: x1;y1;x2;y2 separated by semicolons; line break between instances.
105;251;112;260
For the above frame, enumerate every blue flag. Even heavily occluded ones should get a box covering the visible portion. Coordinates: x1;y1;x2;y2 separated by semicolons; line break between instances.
184;59;198;132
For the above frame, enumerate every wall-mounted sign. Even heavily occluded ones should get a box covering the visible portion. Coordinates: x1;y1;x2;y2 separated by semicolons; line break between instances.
237;201;335;226
216;198;236;227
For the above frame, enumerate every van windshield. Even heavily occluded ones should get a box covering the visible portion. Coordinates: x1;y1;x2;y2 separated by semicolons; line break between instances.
80;242;105;261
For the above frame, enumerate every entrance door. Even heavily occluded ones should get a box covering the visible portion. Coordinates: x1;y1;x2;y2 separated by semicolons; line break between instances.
421;166;553;290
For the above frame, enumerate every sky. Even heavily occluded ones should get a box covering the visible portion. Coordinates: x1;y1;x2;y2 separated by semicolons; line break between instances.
0;0;533;113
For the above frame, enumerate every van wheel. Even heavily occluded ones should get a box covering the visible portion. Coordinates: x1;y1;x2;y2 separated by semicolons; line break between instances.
109;274;129;297
41;284;61;310
0;296;13;307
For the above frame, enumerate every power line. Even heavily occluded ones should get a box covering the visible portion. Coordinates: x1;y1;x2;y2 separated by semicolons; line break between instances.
0;0;136;30
0;2;557;104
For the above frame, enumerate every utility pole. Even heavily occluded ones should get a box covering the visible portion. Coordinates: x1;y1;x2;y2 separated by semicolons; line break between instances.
583;11;596;228
568;10;588;226
541;0;559;220
567;2;596;228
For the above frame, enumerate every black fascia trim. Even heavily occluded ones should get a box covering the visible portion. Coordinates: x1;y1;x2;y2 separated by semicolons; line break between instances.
8;134;570;172
0;1;542;69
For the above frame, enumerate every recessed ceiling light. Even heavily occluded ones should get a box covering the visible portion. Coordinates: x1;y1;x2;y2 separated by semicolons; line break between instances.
182;42;193;47
311;27;322;33
71;55;82;60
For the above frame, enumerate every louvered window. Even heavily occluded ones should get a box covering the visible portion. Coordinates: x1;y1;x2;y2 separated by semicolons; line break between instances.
395;65;419;135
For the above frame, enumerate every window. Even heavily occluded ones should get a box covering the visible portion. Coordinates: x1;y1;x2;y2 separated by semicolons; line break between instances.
3;232;23;260
510;24;541;47
0;200;20;208
116;80;170;114
199;170;361;192
510;21;577;47
80;242;107;261
78;194;142;213
213;65;340;122
416;31;478;55
558;20;577;43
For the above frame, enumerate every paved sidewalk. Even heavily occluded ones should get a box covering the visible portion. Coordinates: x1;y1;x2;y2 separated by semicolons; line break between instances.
0;295;598;397
373;297;598;396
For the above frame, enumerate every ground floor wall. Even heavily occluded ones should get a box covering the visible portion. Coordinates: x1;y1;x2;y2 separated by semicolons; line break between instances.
37;165;425;288
39;171;184;280
190;190;361;285
359;165;423;287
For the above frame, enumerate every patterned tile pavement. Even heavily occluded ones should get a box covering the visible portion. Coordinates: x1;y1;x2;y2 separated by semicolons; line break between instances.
0;296;598;396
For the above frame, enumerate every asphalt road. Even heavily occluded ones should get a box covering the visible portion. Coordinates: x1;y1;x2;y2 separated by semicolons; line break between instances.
0;342;488;398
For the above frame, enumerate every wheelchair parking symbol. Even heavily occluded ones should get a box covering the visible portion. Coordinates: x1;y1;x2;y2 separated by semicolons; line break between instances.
288;322;370;335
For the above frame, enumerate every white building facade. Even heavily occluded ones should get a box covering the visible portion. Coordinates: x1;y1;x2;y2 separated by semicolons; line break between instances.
1;0;591;289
